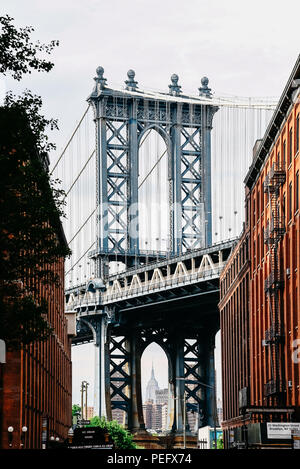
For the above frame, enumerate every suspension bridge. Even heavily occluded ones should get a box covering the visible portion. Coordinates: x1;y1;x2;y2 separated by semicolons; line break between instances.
51;67;277;437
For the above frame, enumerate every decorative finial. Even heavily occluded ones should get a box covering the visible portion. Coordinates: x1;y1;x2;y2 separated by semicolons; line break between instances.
169;73;181;96
199;76;212;98
125;69;138;90
93;66;107;91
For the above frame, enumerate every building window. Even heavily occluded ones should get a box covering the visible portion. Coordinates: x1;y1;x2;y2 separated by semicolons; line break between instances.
283;140;286;168
277;150;280;166
289;182;292;221
296;114;299;154
296;170;299;213
283;193;286;222
289;128;293;165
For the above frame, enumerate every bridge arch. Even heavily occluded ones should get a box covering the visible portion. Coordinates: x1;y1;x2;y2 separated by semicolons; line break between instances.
138;127;171;253
141;341;174;432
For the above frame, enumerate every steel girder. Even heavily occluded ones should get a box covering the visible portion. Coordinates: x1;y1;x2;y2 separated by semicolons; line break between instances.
88;82;218;273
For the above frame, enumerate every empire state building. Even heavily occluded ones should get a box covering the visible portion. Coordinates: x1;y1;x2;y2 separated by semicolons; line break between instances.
145;363;159;402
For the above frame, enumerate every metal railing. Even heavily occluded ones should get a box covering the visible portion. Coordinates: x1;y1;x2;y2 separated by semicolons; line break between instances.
264;272;283;292
66;263;225;310
264;379;282;397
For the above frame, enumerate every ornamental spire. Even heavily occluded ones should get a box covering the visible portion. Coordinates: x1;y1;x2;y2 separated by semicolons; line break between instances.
199;76;212;98
94;66;107;90
169;73;182;96
125;69;138;90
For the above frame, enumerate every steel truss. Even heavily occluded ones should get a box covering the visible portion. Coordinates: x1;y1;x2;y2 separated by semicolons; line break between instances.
88;69;218;276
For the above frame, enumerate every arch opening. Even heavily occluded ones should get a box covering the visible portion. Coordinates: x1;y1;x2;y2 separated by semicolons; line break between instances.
138;128;170;254
141;342;171;434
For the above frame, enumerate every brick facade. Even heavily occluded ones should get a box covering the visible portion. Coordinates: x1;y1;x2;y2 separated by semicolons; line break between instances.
219;55;300;448
0;255;72;449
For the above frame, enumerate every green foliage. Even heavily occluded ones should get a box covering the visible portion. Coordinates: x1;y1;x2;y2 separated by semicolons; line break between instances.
72;404;81;417
88;416;138;449
0;103;71;349
217;435;224;449
0;15;70;349
0;14;59;80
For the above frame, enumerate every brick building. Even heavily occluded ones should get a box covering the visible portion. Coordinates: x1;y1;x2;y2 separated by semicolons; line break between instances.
219;55;300;448
0;113;74;448
0;233;74;449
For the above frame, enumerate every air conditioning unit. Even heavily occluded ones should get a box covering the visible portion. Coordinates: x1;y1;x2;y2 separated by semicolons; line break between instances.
288;380;293;388
287;268;291;275
262;340;268;347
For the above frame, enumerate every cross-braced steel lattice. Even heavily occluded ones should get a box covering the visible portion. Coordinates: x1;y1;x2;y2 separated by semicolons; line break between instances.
88;68;218;276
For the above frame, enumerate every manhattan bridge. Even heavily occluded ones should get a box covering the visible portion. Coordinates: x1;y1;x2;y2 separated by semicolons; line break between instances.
51;67;277;434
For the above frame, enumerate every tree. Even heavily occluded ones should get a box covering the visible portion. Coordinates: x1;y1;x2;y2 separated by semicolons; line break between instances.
0;101;71;349
0;16;70;349
88;416;138;450
72;404;81;418
0;15;59;80
217;434;224;449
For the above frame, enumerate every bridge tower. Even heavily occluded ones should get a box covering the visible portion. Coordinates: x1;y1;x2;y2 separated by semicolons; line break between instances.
88;67;218;278
70;68;221;438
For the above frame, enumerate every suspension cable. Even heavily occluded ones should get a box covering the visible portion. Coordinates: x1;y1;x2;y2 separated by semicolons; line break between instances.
65;149;95;197
51;105;90;174
65;241;96;276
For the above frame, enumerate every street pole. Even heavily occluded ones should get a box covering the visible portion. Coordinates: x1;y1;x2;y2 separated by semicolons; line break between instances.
85;382;89;420
176;377;217;449
80;381;85;419
213;372;217;449
183;391;186;450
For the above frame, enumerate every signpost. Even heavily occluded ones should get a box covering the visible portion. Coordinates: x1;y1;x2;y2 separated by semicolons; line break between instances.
69;427;114;449
77;420;90;426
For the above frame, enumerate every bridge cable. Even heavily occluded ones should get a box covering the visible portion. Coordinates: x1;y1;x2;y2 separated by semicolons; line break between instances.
50;105;90;174
65;149;95;197
65;241;96;276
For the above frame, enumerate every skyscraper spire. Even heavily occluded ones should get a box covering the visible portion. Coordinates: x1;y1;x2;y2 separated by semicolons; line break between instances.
151;361;155;379
145;361;159;402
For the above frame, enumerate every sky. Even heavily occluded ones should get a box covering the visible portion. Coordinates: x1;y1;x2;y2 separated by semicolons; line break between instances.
2;0;300;408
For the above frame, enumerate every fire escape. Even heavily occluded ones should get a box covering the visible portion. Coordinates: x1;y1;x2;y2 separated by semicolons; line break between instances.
263;162;286;401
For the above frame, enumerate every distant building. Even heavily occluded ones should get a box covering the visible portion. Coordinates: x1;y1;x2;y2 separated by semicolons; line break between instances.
143;364;165;431
217;399;223;426
143;400;162;432
155;388;169;405
145;363;159;402
143;401;154;430
161;403;168;431
86;406;94;420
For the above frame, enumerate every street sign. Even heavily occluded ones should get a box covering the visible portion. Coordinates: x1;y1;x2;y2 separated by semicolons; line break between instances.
267;423;300;440
292;430;300;449
77;419;90;426
69;427;114;449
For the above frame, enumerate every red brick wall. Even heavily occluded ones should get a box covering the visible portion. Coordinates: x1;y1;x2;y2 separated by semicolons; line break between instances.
0;256;72;449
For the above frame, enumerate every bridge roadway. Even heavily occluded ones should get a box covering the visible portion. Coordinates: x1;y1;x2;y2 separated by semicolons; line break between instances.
66;238;236;433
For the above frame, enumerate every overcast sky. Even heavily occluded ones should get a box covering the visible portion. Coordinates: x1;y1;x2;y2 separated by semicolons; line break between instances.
2;0;299;409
